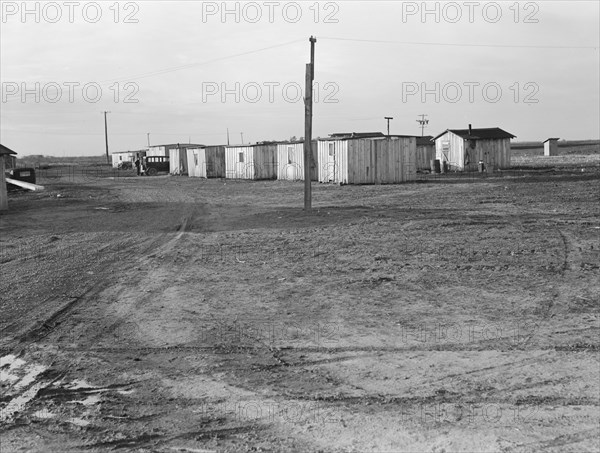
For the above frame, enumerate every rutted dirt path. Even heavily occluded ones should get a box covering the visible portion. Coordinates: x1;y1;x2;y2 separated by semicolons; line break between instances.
1;171;599;452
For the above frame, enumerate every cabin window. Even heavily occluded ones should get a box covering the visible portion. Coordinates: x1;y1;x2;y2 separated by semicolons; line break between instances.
287;146;294;164
194;154;198;166
442;141;449;150
239;152;244;163
328;143;335;156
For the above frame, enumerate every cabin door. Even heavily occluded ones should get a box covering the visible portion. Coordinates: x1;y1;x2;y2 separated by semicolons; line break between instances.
327;142;336;182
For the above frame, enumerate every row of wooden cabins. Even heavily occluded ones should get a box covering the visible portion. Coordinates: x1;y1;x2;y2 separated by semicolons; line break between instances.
111;126;516;184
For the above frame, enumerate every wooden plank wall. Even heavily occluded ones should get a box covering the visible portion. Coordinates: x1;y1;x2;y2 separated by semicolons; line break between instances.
225;146;254;179
416;144;436;170
253;144;277;180
204;146;226;178
186;148;205;177
277;142;319;181
344;137;416;184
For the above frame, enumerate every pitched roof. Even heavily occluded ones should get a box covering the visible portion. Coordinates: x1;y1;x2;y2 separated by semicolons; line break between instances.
0;144;17;155
543;137;560;143
433;128;516;141
416;135;434;146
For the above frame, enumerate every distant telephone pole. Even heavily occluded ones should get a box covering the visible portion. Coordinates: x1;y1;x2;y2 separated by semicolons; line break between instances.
240;132;244;144
384;117;393;136
102;111;110;164
416;114;429;136
147;133;150;147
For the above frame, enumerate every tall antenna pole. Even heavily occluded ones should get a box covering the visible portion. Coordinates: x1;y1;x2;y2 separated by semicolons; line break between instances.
304;36;316;211
102;111;110;164
416;114;429;137
384;117;393;136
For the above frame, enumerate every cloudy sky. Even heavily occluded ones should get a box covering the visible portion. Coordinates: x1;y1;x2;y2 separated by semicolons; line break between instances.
1;1;598;156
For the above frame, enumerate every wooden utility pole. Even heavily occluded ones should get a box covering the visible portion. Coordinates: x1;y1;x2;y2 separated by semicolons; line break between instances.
240;132;244;144
147;132;150;147
304;36;316;211
416;114;429;137
102;111;110;164
385;117;393;136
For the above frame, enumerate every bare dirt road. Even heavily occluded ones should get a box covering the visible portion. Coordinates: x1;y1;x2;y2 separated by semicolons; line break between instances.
1;164;599;452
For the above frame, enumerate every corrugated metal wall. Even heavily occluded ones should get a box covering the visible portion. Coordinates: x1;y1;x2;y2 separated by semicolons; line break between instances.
276;142;318;181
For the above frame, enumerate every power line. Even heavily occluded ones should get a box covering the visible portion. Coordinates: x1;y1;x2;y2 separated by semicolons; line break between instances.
98;39;306;84
320;36;598;50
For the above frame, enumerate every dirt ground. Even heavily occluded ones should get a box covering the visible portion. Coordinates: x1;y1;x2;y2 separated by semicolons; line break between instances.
1;159;599;452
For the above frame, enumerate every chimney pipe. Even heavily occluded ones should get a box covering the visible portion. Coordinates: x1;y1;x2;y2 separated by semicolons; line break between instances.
468;124;472;136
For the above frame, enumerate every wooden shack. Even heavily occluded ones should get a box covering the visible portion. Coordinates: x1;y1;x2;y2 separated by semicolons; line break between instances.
276;141;318;181
317;135;416;184
433;126;515;171
1;144;17;210
186;146;226;178
224;143;278;180
543;138;560;156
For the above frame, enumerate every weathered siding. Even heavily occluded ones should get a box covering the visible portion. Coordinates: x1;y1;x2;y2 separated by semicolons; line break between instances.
187;148;206;178
204;146;226;178
435;131;465;170
435;133;511;170
225;146;254;179
111;152;134;168
416;144;436;170
318;137;415;184
169;148;188;175
318;140;347;183
225;145;277;179
252;144;278;180
277;141;318;181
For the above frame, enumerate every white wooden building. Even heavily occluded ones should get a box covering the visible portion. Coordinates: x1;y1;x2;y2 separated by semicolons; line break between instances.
276;141;318;181
224;143;278;180
317;135;416;184
186;146;226;178
111;151;136;168
543;138;560;156
433;126;515;171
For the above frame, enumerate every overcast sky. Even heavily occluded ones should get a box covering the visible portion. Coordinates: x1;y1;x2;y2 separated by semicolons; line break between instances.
1;1;598;156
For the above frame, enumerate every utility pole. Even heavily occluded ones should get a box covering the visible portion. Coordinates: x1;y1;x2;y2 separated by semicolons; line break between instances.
384;117;393;136
102;111;110;164
304;36;316;211
147;133;150;147
240;132;244;144
416;114;429;137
